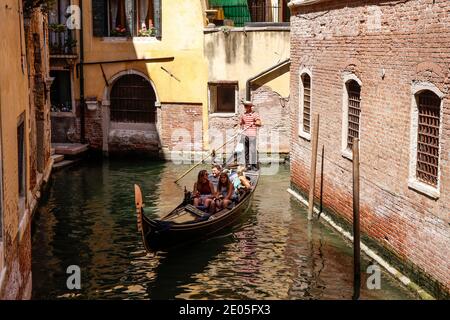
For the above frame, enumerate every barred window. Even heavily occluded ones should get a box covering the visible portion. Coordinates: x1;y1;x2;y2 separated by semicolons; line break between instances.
346;80;361;150
302;74;311;134
110;74;157;123
416;91;441;187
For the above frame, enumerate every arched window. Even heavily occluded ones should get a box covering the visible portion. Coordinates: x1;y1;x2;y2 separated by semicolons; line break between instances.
110;74;156;123
299;70;312;140
346;80;361;150
301;73;311;134
415;90;441;187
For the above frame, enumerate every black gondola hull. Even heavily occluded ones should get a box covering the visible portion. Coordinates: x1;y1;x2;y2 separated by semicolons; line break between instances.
141;192;254;251
136;171;259;252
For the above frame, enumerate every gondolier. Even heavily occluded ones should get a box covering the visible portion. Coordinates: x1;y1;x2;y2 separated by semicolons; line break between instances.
240;100;261;171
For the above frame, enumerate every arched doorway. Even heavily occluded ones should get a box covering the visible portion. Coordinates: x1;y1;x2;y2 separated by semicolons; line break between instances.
110;74;157;123
107;72;161;156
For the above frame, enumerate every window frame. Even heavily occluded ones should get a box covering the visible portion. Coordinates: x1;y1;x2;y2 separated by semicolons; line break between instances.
298;68;312;141
49;68;76;116
17;113;26;223
408;83;444;199
105;0;159;39
341;74;362;160
208;81;239;116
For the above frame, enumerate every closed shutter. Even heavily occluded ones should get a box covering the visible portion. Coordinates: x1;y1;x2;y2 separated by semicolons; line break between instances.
92;0;107;37
154;0;162;38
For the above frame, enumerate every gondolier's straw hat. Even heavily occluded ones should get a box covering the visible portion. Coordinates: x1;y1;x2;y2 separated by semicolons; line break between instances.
242;100;253;106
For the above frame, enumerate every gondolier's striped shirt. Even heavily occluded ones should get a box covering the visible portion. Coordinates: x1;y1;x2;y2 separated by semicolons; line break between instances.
240;111;260;137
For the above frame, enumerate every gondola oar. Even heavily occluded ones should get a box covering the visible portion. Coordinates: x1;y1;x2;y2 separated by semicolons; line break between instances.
174;125;252;184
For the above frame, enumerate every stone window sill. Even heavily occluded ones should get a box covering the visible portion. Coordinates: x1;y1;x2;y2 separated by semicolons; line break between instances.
408;179;440;200
102;37;159;43
341;149;353;161
209;112;237;118
51;112;75;117
299;130;311;141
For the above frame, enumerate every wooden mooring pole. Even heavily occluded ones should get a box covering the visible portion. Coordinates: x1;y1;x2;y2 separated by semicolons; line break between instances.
352;138;361;300
308;114;320;220
319;145;324;218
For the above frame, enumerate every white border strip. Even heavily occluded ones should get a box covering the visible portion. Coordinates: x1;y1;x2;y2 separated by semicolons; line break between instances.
287;187;434;300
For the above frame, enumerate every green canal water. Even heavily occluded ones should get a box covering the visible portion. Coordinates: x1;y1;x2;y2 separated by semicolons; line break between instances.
31;158;416;299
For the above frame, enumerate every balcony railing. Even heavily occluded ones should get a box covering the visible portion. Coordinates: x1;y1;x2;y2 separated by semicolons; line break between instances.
49;25;77;56
209;4;290;27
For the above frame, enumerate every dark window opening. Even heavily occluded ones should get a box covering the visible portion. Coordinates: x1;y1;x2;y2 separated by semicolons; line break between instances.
209;83;237;114
217;85;236;113
346;80;361;151
110;74;156;123
17;119;25;198
416;90;441;187
50;70;72;112
302;73;311;134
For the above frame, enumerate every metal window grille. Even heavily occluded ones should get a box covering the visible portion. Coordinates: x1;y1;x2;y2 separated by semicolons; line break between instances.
347;81;361;150
110;74;156;123
416;91;441;187
302;74;311;134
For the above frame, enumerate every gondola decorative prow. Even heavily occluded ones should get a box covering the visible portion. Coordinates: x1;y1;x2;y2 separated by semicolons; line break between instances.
134;184;144;233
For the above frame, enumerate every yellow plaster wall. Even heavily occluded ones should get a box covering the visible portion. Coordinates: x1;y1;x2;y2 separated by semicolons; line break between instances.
204;29;291;97
77;0;210;147
0;0;30;241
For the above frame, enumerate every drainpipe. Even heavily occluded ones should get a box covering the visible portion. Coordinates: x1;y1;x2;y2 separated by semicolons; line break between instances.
245;58;291;101
79;0;85;144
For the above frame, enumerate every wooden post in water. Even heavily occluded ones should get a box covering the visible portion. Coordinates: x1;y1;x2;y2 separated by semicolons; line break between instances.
319;145;324;218
308;114;320;220
352;138;361;300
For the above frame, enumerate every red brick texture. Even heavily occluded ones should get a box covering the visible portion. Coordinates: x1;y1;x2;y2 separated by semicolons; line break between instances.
290;0;449;297
208;86;290;156
160;103;204;152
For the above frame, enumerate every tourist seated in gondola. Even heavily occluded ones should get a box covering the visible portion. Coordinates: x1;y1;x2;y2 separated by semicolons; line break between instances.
208;164;222;190
230;166;252;202
214;172;235;210
193;170;216;213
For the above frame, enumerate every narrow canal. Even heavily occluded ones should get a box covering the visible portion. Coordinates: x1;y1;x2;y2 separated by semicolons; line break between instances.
31;158;416;299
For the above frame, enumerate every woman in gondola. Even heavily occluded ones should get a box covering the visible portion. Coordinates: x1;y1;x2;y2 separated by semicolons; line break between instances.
193;169;216;213
215;172;235;210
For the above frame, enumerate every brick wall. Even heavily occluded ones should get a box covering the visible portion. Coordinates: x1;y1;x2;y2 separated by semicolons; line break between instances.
160;103;203;154
290;0;449;298
209;86;290;158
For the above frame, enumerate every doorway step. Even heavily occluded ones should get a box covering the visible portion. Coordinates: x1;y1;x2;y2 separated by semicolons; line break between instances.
51;143;89;171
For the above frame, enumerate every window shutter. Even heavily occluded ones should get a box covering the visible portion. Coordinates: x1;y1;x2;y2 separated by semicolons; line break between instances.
154;0;162;38
92;0;107;37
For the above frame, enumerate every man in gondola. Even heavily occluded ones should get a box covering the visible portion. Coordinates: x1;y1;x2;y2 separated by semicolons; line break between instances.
239;100;261;171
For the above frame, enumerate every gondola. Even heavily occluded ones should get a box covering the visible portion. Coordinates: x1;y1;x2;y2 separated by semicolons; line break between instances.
134;167;260;252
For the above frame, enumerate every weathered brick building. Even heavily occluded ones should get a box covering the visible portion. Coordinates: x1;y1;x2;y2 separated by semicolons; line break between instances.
0;1;53;299
289;0;449;298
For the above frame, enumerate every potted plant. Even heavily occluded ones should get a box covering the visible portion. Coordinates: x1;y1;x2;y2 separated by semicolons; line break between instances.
110;25;128;37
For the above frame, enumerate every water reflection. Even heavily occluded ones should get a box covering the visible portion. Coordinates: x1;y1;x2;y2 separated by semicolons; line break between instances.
32;158;415;300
